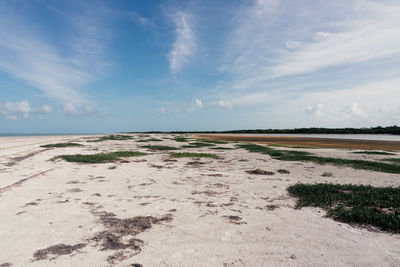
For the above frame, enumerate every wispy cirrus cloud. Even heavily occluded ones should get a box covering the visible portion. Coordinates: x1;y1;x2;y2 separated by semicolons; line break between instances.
167;11;195;74
0;1;112;111
219;0;400;89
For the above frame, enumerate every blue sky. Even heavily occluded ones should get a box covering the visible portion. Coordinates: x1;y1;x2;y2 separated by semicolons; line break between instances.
0;0;399;133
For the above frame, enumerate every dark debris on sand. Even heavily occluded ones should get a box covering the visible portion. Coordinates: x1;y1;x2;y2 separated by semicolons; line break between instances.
245;169;275;175
33;243;86;261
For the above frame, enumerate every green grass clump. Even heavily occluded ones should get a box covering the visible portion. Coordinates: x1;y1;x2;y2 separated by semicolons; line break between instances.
181;142;216;148
211;147;234;150
170;152;219;159
353;151;395;155
140;145;180;151
136;138;163;142
56;151;147;163
41;143;83;148
288;183;400;233
174;136;189;142
237;143;400;174
197;139;228;144
88;135;133;142
381;158;400;164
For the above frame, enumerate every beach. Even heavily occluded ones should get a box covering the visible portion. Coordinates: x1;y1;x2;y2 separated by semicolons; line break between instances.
1;134;400;266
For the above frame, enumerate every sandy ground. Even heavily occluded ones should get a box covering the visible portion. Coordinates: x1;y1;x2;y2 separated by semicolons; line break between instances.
0;134;400;266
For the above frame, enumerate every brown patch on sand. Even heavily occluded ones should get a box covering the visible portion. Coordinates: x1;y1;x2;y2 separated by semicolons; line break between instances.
0;263;13;267
277;169;290;174
91;211;173;264
33;243;86;261
245;169;275;175
224;215;247;225
196;134;400;151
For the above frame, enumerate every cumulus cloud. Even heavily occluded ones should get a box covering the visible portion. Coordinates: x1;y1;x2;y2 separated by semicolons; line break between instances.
0;100;52;120
217;100;233;109
305;103;324;117
63;103;95;115
194;99;203;108
167;11;195;74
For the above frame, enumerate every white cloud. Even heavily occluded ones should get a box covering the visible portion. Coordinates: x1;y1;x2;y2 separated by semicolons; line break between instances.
219;0;400;91
63;102;95;115
168;11;195;74
305;103;324;117
0;100;52;120
195;99;203;108
217;101;233;109
285;41;302;49
0;2;112;108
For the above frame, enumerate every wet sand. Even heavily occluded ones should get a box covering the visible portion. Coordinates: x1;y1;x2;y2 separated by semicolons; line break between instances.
197;134;400;151
1;134;400;266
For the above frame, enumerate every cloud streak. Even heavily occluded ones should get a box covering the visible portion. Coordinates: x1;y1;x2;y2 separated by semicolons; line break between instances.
0;2;112;109
168;11;195;74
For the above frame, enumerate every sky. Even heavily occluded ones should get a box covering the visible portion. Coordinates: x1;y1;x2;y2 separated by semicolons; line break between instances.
0;0;399;133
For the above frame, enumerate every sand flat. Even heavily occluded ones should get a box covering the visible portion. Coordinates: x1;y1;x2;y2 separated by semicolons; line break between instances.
0;134;400;266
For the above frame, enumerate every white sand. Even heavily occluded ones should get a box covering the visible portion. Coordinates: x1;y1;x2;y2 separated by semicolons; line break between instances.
0;134;400;266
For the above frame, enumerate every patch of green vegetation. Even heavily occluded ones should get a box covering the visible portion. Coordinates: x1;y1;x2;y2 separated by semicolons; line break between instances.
140;145;180;151
237;143;400;174
174;136;189;142
181;142;216;148
135;138;163;142
210;147;234;150
88;135;133;142
381;158;400;164
41;143;83;148
288;183;400;233
55;151;147;163
197;139;228;144
170;152;219;159
353;151;395;155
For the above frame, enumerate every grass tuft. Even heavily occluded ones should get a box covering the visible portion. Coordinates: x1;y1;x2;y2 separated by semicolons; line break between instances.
140;145;180;151
88;135;133;142
170;152;219;159
174;136;189;142
41;143;82;148
353;151;395;155
381;158;400;164
55;151;147;163
197;139;228;144
288;183;400;233
136;138;163;142
181;142;216;148
237;143;400;174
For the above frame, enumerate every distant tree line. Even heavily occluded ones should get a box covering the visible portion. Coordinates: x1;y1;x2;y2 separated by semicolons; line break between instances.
126;125;400;135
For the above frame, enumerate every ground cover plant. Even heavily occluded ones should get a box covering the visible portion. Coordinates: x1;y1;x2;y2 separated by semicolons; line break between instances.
237;143;400;174
381;158;400;164
41;143;83;148
210;147;234;150
288;183;400;233
136;138;163;142
170;152;219;159
196;139;228;144
353;151;395;155
55;151;147;163
140;145;180;151
88;135;133;142
181;142;216;148
174;136;189;142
